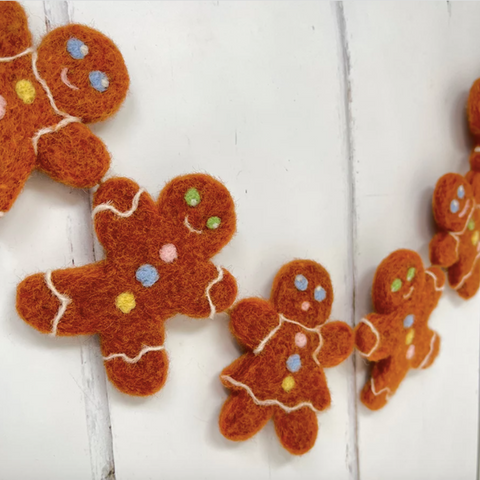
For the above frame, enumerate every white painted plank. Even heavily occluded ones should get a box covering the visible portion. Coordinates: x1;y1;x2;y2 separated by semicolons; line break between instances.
71;2;355;479
345;2;479;479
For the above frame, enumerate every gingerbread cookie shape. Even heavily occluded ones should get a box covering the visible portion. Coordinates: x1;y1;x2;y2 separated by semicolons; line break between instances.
0;2;129;216
429;173;480;299
355;249;444;410
16;174;237;396
219;260;353;455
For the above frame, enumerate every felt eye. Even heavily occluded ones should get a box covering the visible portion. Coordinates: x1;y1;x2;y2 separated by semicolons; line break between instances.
67;38;89;59
89;71;109;92
406;267;416;282
294;274;308;291
185;188;201;207
391;278;402;292
207;216;221;230
450;199;459;214
314;286;326;302
457;185;465;199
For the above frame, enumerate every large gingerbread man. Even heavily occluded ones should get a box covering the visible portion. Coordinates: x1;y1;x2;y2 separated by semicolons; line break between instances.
355;250;444;410
0;2;129;215
219;260;353;455
17;174;237;396
430;173;480;299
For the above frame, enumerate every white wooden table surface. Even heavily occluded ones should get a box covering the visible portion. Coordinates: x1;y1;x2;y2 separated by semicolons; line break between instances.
1;2;479;479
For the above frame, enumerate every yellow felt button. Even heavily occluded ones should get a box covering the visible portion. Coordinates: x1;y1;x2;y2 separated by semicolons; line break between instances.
115;292;136;314
405;328;415;345
282;375;295;393
472;231;479;246
15;79;36;104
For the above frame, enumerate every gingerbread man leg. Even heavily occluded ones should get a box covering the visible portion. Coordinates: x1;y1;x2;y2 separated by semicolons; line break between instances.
219;391;273;441
455;260;480;299
411;329;441;370
273;407;318;455
101;325;168;397
361;353;409;410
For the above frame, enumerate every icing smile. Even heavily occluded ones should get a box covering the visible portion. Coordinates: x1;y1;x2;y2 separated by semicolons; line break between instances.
61;68;79;90
403;286;414;299
458;199;471;218
184;216;202;234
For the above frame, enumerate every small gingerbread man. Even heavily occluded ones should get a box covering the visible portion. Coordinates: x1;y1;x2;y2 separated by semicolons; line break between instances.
0;2;129;215
219;260;353;455
17;174;237;396
430;173;480;299
355;249;444;410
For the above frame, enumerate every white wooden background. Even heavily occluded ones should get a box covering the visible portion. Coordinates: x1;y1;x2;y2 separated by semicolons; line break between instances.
0;2;479;479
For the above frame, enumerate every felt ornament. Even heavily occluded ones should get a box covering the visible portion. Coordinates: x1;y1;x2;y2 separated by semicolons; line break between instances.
429;173;480;299
219;260;354;455
355;249;444;411
16;174;238;396
0;2;129;216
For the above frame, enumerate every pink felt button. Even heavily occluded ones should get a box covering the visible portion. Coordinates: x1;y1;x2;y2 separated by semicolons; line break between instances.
159;243;178;263
295;332;307;348
406;344;415;360
0;95;6;120
301;301;310;311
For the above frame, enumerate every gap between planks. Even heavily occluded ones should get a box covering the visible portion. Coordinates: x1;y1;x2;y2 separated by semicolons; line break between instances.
42;2;116;479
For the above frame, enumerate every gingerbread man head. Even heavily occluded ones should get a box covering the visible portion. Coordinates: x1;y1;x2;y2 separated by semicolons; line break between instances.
432;173;475;232
468;78;480;137
36;24;129;123
271;260;333;328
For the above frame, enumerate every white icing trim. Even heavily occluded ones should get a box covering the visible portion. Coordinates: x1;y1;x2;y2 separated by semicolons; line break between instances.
221;375;321;414
32;116;80;155
453;252;480;291
92;188;145;219
417;333;437;370
103;345;165;364
205;265;224;319
425;270;445;292
184;216;203;234
370;377;391;400
60;67;79;90
357;318;380;358
475;146;480;153
403;286;414;299
448;203;476;257
459;199;471;218
44;270;72;337
0;47;34;62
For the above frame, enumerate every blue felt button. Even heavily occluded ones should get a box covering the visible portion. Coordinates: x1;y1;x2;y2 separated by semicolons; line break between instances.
136;264;159;287
403;314;414;328
286;354;301;373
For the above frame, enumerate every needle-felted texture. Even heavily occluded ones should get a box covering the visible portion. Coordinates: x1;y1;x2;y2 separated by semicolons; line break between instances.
0;2;129;215
429;173;480;299
355;250;444;411
17;174;237;396
219;260;353;455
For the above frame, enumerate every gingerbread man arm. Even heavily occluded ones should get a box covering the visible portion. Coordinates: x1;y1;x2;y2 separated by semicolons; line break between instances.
16;263;107;336
317;321;354;368
429;232;458;268
229;298;280;350
36;123;110;189
354;312;400;362
0;2;31;57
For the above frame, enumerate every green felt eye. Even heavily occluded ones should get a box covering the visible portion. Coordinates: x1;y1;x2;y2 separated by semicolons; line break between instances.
391;278;402;292
207;216;221;230
185;188;201;207
406;267;416;282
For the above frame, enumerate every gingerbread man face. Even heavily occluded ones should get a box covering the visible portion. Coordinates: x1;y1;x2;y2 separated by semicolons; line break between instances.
17;174;238;396
432;173;475;232
270;260;333;328
372;249;425;314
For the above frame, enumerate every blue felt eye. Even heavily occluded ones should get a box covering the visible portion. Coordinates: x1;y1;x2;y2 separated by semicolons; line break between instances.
314;286;326;302
450;199;460;214
89;71;109;92
294;274;308;291
67;38;89;60
457;185;465;199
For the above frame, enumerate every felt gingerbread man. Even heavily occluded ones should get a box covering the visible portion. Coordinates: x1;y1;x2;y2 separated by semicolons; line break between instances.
17;174;238;396
0;2;129;215
219;260;353;455
355;249;444;410
430;173;480;299
466;77;480;200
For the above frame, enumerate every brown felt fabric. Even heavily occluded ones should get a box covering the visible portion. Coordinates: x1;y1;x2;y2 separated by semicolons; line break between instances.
17;174;237;396
430;173;480;299
219;259;353;455
355;250;444;410
0;2;128;214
